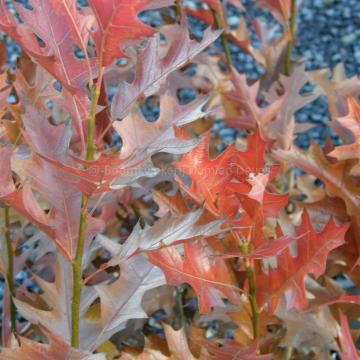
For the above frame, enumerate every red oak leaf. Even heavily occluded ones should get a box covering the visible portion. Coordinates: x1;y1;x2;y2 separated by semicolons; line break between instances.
89;0;171;66
274;143;360;266
175;129;267;218
174;132;238;217
0;0;96;153
0;108;103;260
224;68;283;135
10;0;96;93
255;210;349;312
111;19;221;118
148;239;240;313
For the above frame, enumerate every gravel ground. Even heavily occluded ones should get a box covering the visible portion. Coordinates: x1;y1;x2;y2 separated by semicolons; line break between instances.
293;0;360;148
139;0;360;148
220;0;360;148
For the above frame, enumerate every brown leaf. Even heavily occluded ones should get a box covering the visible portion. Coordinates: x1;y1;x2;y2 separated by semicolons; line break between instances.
86;254;165;350
111;19;221;119
113;92;208;161
265;65;320;149
330;98;360;176
0;329;104;360
275;301;339;357
98;209;222;264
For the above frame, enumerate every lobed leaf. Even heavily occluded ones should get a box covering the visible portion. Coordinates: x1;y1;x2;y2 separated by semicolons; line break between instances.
255;211;349;312
111;19;221;119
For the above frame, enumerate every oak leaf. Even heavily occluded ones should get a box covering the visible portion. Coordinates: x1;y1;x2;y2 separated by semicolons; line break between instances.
308;63;360;116
20;107;103;258
13;253;165;351
305;277;360;310
0;107;103;259
11;0;96;93
13;255;93;345
274;143;360;265
265;64;320;149
98;209;222;264
232;166;289;248
0;0;97;151
111;20;221;118
174;128;271;219
87;254;165;350
274;143;360;219
0;329;105;360
89;0;171;66
113;92;208;161
274;302;339;356
148;239;240;313
255;210;349;312
224;68;283;134
329;98;360;176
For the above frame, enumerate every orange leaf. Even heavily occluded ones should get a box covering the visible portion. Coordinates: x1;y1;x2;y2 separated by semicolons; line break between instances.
255;211;349;312
148;239;240;313
89;0;168;66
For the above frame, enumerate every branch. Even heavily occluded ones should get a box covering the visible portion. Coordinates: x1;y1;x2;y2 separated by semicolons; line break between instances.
246;264;260;339
71;75;101;348
211;9;232;67
3;207;16;335
175;0;182;21
284;0;297;76
232;230;260;339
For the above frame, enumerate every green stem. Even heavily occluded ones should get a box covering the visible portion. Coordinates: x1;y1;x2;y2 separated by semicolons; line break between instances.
85;87;100;162
71;196;88;348
175;0;182;21
284;0;297;76
211;9;232;67
71;85;100;348
4;207;16;334
246;265;260;339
